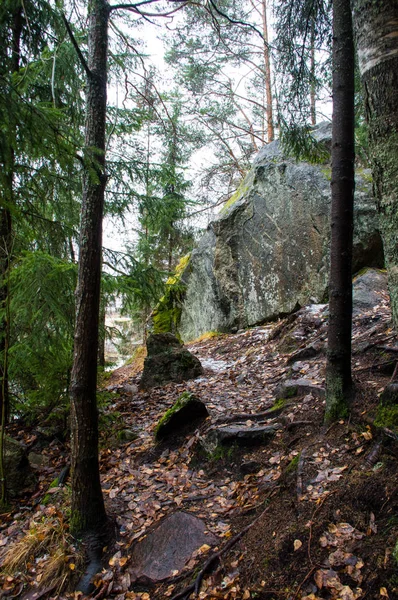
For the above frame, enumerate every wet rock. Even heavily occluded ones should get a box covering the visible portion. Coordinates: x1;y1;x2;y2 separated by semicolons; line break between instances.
129;511;218;583
287;343;322;364
274;378;325;400
5;437;36;497
28;452;50;468
117;428;139;442
140;333;203;390
353;268;388;313
155;392;208;441
179;123;383;341
203;424;282;453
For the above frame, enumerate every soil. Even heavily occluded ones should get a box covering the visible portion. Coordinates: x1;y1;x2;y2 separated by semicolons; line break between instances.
1;285;398;600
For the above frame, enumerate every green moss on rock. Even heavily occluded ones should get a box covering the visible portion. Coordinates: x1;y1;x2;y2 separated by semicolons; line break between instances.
151;254;191;339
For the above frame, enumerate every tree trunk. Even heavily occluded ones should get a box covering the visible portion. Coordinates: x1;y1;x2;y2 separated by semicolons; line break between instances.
261;0;274;142
310;18;316;126
325;0;355;423
69;0;109;538
351;1;398;326
0;2;22;430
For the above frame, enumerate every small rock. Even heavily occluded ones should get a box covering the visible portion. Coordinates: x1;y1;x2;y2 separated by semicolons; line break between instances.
140;333;203;389
28;452;50;468
274;378;325;400
117;428;139;442
129;512;218;583
203;424;282;453
4;437;36;497
287;343;322;364
119;383;139;394
155;393;208;441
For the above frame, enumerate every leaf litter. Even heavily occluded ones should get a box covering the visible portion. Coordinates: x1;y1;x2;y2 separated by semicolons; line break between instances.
1;285;398;599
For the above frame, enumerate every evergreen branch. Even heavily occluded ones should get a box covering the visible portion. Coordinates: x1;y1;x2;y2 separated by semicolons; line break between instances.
207;0;264;41
110;0;188;17
61;14;91;78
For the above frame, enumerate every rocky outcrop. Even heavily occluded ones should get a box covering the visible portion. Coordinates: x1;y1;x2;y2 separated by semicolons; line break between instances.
140;333;203;389
179;123;383;341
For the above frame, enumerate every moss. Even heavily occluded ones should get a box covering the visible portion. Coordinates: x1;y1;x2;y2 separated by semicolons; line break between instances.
324;374;351;424
208;443;236;462
375;406;398;429
286;453;300;474
320;166;332;181
151;254;190;339
191;330;222;343
154;391;194;438
42;476;61;505
220;178;250;214
270;398;286;411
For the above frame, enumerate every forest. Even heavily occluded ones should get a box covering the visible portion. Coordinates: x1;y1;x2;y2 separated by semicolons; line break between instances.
1;0;398;599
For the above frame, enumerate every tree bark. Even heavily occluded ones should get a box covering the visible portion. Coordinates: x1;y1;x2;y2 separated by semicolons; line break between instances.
0;2;22;430
69;0;109;538
325;0;355;423
261;0;274;142
351;1;398;326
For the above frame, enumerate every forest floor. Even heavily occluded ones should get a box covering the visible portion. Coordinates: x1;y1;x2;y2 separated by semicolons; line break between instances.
1;275;398;600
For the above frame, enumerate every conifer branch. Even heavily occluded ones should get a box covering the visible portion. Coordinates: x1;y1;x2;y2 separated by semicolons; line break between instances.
61;14;91;78
207;0;264;41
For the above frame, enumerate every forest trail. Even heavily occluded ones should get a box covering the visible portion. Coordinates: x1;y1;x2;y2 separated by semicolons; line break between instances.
1;274;398;599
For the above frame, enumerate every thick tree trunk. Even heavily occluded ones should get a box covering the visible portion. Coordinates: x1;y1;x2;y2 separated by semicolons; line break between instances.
69;0;109;538
325;0;355;423
351;1;398;326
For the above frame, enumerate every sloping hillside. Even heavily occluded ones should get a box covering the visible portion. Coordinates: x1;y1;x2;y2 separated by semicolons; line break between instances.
1;270;397;600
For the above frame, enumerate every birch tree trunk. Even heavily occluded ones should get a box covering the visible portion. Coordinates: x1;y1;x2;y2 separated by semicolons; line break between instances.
325;0;355;423
351;1;398;326
69;0;109;538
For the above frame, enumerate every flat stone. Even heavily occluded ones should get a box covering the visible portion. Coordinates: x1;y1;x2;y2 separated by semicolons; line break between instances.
274;378;325;400
203;424;282;453
129;512;217;583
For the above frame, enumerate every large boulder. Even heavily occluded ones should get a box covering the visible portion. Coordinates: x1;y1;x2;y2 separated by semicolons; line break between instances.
179;123;383;341
140;333;203;389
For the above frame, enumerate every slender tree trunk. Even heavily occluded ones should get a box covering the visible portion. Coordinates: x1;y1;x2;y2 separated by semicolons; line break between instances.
0;2;22;429
261;0;274;142
351;1;398;326
69;0;109;538
325;0;355;423
310;18;316;126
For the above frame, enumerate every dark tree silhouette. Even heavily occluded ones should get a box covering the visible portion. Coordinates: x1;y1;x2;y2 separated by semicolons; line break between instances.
325;0;355;423
68;0;109;538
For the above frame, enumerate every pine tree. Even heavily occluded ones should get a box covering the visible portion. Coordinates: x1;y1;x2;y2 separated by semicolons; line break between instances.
324;0;355;422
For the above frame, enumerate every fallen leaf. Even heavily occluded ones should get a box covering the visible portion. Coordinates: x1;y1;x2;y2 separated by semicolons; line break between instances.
294;539;302;551
380;588;389;598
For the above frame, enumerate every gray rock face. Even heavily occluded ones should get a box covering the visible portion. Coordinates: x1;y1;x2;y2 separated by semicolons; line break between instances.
353;268;387;313
129;511;217;583
179;123;383;341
